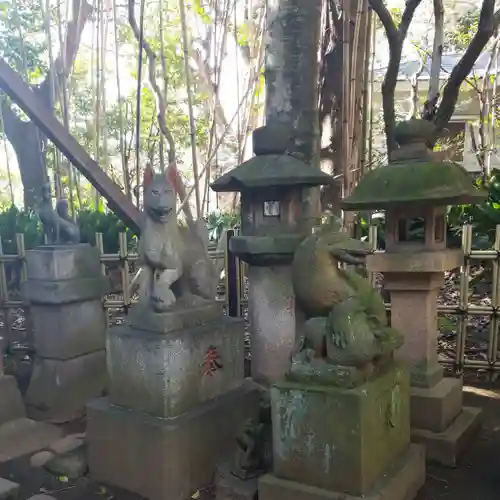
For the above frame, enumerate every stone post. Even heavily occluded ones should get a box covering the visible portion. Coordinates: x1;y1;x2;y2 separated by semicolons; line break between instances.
87;298;261;500
23;244;108;423
241;0;323;384
368;250;482;466
342;119;486;466
0;334;62;459
247;266;296;384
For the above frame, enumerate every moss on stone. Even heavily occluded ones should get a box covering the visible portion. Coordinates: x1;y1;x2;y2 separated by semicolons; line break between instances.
342;160;487;210
211;154;332;192
394;119;436;145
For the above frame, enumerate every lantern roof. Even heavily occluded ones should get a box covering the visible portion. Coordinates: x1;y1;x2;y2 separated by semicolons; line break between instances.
342;119;487;211
211;154;333;193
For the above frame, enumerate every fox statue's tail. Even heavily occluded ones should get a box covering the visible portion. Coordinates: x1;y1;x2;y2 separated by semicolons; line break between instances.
55;198;71;222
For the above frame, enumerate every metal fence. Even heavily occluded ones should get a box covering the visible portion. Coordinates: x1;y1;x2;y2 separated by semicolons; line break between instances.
1;226;500;376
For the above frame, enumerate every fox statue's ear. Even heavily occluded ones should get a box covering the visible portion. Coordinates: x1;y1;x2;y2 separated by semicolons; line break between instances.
143;164;153;187
166;164;178;193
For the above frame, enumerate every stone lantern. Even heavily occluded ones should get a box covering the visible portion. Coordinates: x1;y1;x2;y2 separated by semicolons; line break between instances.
211;124;332;384
342;119;486;466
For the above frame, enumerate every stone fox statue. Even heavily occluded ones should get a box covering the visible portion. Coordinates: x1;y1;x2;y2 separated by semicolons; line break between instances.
38;182;80;245
139;166;218;312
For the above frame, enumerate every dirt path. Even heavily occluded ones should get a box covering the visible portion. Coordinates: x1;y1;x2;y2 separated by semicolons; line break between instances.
1;387;500;500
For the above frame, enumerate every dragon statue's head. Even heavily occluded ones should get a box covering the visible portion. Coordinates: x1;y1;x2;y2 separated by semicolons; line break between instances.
314;217;373;266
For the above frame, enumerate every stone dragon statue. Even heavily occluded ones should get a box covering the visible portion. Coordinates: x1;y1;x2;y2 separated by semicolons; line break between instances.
290;218;403;384
139;165;218;312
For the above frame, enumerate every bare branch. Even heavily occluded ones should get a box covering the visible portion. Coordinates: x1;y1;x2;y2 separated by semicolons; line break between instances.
369;0;397;45
38;0;93;104
433;0;496;137
128;0;196;227
369;0;424;156
427;0;444;103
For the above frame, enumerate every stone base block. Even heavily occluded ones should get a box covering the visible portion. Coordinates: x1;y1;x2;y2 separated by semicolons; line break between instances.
410;377;462;432
23;276;108;304
0;417;62;463
31;300;106;360
25;350;106;423
271;363;410;496
0;375;25;426
215;462;259;500
259;444;425;500
411;406;482;467
25;244;101;281
129;301;222;333
87;379;261;500
107;316;245;417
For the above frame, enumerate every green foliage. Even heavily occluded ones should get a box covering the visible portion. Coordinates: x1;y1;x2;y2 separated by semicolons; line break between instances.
206;209;239;242
77;209;137;253
0;0;47;79
447;169;500;250
0;206;137;254
445;8;479;52
357;169;500;252
0;205;41;253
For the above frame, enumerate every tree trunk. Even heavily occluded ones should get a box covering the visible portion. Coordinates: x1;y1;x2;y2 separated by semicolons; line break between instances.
319;0;343;215
265;0;323;219
1;95;48;208
1;0;92;209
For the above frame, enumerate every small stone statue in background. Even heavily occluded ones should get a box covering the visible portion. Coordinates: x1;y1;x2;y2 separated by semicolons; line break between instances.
290;218;403;385
232;393;273;479
38;182;80;245
139;165;218;312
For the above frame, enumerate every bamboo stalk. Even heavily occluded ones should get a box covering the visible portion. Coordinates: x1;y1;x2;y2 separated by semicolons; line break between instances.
178;0;201;219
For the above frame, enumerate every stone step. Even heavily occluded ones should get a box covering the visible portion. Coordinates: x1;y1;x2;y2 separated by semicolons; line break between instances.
0;418;62;463
0;375;26;426
0;477;19;499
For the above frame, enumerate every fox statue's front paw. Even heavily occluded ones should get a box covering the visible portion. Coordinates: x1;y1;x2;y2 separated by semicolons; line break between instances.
151;288;176;312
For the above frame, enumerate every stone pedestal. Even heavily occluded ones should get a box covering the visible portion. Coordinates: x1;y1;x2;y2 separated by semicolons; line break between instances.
259;363;425;500
368;250;482;466
23;244;108;423
248;266;297;385
0;338;62;461
87;304;261;500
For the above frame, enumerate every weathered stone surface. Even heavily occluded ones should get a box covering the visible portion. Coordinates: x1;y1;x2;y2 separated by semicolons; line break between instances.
247;265;296;385
107;316;244;417
31;300;106;360
271;363;410;497
30;450;55;468
287;355;394;388
128;301;222;334
23;276;108;305
215;462;258;500
367;250;462;275
0;375;25;426
410;377;463;433
210;153;331;192
0;418;62;463
25;351;106;423
252;124;292;155
49;433;86;454
26;244;101;281
0;477;19;499
411;406;482;467
259;444;425;500
44;445;88;479
87;379;261;500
